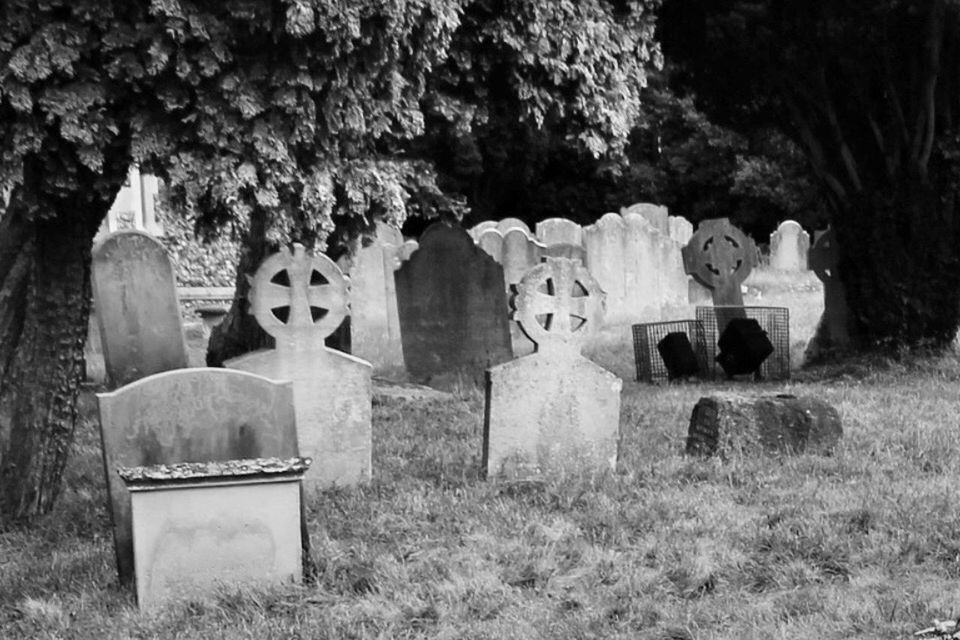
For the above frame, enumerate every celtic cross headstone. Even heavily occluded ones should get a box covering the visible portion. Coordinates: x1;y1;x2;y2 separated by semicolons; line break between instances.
225;245;372;488
807;227;851;353
681;218;757;308
483;257;623;479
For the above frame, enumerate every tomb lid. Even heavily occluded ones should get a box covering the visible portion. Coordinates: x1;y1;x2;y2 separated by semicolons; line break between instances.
118;456;312;486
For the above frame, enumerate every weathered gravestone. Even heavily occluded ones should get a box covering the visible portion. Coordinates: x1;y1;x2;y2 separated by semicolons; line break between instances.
535;217;583;248
668;215;694;246
97;368;299;590
686;393;842;457
91;230;188;388
682;218;758;329
769;220;810;271
502;227;545;291
395;223;513;383
477;227;505;263
337;222;407;373
621;202;669;235
484;257;623;479
805;227;851;359
226;245;372;488
497;217;531;235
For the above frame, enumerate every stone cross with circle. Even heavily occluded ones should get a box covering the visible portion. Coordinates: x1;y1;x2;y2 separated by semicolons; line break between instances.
513;257;604;355
681;217;757;308
247;244;349;350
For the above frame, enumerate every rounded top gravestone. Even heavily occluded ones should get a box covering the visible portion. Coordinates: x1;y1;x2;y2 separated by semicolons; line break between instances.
514;257;604;354
248;244;349;350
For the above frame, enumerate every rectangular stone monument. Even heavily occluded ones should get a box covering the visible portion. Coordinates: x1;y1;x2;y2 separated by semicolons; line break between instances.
121;457;309;610
484;258;622;478
91;230;188;388
395;223;513;383
97;368;300;590
225;245;372;489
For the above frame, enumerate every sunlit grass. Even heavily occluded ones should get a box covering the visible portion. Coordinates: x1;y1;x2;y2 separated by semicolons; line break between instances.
4;270;960;639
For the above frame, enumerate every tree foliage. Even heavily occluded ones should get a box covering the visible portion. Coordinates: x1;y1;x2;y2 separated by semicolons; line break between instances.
660;0;960;350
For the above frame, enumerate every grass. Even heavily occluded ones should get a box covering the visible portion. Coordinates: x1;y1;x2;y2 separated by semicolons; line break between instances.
3;267;960;639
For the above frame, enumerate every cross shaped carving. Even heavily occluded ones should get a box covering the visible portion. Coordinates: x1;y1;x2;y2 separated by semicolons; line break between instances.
682;218;757;307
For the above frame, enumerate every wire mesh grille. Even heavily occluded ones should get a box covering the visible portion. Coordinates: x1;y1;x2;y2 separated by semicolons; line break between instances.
632;320;709;383
695;306;790;380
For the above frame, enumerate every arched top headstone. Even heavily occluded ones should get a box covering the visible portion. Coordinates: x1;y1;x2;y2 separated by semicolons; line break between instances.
536;217;583;247
497;217;531;235
248;244;349;349
469;220;498;241
477;228;505;262
621;202;668;234
514;257;604;355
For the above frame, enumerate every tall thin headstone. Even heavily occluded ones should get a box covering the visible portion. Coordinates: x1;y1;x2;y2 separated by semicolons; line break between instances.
226;245;372;488
91;230;188;388
97;368;298;589
395;223;513;382
484;257;622;478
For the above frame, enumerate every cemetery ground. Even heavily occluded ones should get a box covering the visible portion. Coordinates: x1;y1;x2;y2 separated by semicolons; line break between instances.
4;269;960;639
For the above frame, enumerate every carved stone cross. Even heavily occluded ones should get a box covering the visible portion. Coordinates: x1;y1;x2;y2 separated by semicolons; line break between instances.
681;218;757;308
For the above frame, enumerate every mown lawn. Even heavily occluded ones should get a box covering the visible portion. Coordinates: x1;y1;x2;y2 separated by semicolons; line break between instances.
3;269;959;639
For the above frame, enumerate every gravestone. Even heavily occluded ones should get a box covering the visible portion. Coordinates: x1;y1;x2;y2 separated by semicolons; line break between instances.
395;223;513;382
497;217;531;235
584;213;627;322
469;220;498;242
91;230;188;388
668;216;694;246
484;257;622;479
541;242;586;263
535;217;583;247
621;202;669;235
477;227;504;263
682;218;757;329
97;368;298;589
769;220;810;271
806;227;851;357
502;227;545;291
226;245;372;488
338;222;407;373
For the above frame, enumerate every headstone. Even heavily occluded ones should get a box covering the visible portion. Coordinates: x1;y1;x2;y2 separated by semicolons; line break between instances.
97;368;299;589
502;227;545;291
121;457;309;609
541;242;586;263
806;227;851;355
681;218;757;321
769;220;810;271
225;245;372;488
584;213;627;322
535;217;583;247
622;212;663;321
91;230;188;388
468;220;498;242
338;222;408;373
497;217;531;235
484;257;622;479
477;227;504;263
668;216;694;246
395;223;513;382
621;202;669;235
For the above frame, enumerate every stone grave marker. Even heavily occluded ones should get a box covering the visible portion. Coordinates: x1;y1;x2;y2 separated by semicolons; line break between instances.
806;227;851;356
584;213;627;322
91;230;188;388
477;227;505;263
502;227;545;291
535;217;583;247
621;202;669;235
469;220;498;242
395;223;513;382
668;215;694;246
97;368;299;590
682;218;757;325
484;257;622;479
226;245;372;488
769;220;810;271
338;221;407;373
497;217;531;235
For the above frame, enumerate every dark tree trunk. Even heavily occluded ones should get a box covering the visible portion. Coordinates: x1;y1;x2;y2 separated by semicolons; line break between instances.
0;204;102;523
835;179;960;351
205;206;274;366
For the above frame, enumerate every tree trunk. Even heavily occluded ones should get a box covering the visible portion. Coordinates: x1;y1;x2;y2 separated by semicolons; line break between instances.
205;206;275;366
834;179;960;350
0;206;101;524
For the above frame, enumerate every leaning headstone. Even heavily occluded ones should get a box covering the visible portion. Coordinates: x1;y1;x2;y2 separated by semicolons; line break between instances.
395;223;513;383
484;257;622;479
226;245;372;488
686;393;842;457
769;220;810;271
621;202;669;235
338;222;408;373
805;227;851;358
682;218;757;312
535;217;583;247
91;230;188;388
97;368;299;589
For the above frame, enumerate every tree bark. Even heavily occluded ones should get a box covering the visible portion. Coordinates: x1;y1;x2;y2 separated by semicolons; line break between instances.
205;205;275;366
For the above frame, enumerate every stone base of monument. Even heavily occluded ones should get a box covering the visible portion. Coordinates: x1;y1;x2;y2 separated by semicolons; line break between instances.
119;457;310;610
686;394;841;457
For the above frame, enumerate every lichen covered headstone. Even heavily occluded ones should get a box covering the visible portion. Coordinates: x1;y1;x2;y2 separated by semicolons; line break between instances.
225;245;372;488
483;257;623;479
